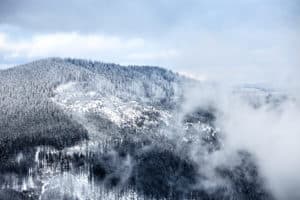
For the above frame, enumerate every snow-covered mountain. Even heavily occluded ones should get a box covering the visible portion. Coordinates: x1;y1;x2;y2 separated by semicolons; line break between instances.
0;58;278;200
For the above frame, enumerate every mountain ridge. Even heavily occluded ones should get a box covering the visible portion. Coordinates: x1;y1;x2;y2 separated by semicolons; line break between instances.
0;58;275;200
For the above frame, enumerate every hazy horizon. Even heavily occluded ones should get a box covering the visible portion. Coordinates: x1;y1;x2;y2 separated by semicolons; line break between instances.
1;0;299;88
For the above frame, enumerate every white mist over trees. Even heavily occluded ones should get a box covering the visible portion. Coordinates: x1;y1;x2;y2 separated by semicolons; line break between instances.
180;84;300;199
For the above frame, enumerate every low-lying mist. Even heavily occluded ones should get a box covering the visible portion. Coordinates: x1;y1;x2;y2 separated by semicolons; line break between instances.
180;83;300;200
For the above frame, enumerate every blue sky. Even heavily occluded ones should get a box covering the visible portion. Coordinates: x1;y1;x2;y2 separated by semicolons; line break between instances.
0;0;299;87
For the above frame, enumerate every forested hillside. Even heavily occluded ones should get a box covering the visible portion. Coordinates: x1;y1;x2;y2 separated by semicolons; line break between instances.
0;58;275;200
0;58;184;157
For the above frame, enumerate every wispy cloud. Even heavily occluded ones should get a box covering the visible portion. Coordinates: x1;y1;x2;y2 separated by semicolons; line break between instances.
0;32;179;66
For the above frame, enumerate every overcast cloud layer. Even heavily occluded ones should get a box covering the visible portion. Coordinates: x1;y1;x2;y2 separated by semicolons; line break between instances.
0;0;299;88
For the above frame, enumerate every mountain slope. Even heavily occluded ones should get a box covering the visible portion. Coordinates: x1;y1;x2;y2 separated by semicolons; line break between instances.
0;58;183;153
0;58;275;200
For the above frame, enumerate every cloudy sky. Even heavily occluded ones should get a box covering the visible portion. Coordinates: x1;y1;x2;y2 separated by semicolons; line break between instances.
0;0;299;87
